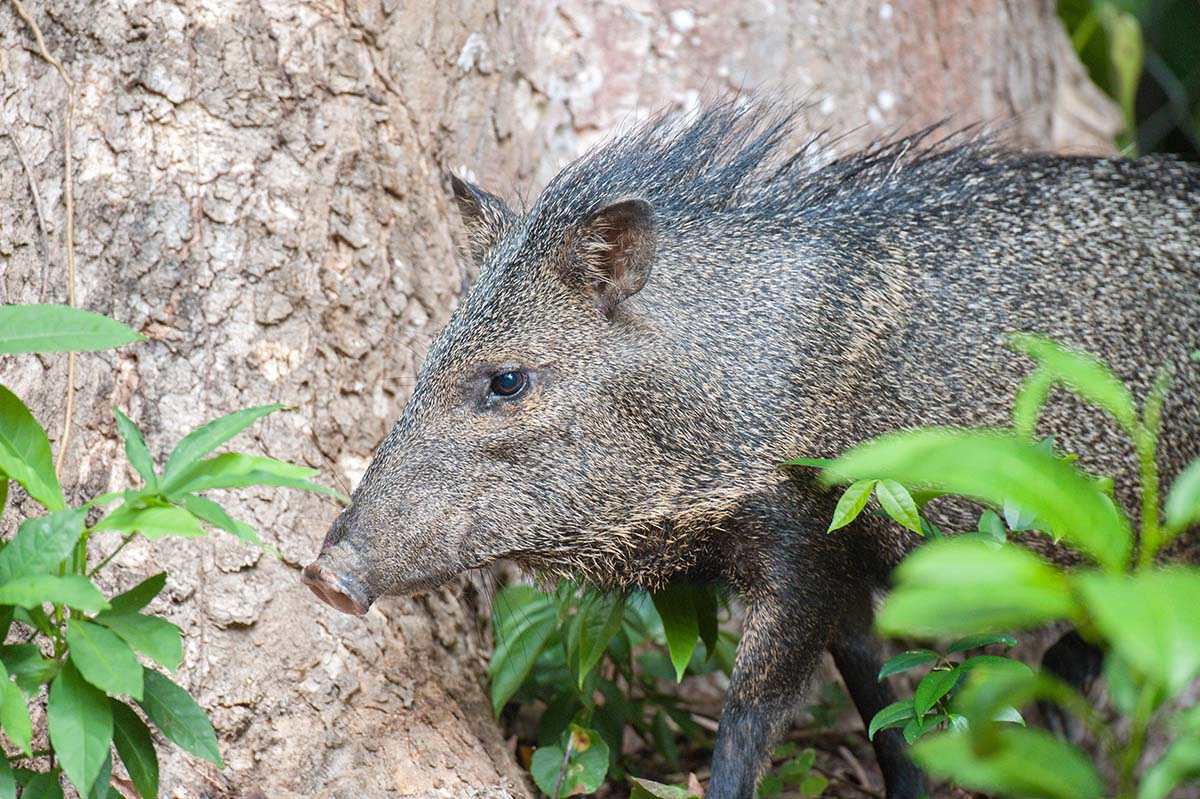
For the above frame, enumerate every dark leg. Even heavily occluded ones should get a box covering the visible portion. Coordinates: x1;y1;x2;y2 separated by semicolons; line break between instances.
706;572;833;799
1038;629;1104;740
831;623;925;799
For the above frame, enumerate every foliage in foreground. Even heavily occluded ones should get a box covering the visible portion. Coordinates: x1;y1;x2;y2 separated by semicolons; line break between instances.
0;303;340;797
811;334;1200;799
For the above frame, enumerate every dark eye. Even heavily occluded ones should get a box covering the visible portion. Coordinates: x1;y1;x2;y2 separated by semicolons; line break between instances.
490;370;528;398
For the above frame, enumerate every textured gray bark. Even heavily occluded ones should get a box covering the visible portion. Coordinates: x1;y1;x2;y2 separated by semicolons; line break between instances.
0;1;1114;796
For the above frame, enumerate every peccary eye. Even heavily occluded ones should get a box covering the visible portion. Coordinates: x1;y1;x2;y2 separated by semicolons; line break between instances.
489;370;528;398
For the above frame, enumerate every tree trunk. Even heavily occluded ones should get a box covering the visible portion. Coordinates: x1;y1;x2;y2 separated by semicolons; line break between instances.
0;1;1115;796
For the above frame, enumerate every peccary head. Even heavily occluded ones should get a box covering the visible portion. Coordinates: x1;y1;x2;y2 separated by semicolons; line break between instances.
303;171;716;614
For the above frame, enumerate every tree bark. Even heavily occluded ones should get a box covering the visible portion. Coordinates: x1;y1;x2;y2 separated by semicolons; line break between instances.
0;1;1114;796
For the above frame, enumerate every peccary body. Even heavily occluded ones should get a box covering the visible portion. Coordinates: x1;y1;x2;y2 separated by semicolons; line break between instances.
303;103;1200;799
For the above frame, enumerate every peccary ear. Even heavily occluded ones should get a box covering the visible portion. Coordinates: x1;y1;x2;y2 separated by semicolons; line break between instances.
450;173;515;265
568;198;656;317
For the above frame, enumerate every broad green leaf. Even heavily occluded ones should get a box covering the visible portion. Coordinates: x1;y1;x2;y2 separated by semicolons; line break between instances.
1140;732;1200;799
0;663;31;755
0;575;108;611
0;384;64;511
1165;456;1200;534
827;479;874;532
88;750;111;799
0;507;85;583
93;504;206;539
650;711;679;772
1002;498;1039;532
488;585;557;717
177;494;263;546
160;405;286;485
20;772;62;799
0;476;7;521
875;480;922;535
975;510;1007;545
162;452;338;500
868;700;915;740
47;661;113;796
113;408;157;490
913;727;1103;799
877;539;1076;637
111;700;159;799
1009;333;1137;433
529;725;609;797
946;633;1017;655
630;777;702;799
106;573;168;615
1075;569;1200;696
651;583;700;682
66;620;143;699
914;668;960;716
1012;369;1054;440
0;758;12;799
877;649;939;680
799;773;827;796
1;644;59;695
694;584;720;657
573;592;625;689
94;613;183;673
137;668;222;766
0;305;144;354
827;429;1131;570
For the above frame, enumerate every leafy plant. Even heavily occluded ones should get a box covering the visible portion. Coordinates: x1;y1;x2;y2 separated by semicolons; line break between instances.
488;579;732;797
0;303;340;797
814;334;1200;799
755;743;827;798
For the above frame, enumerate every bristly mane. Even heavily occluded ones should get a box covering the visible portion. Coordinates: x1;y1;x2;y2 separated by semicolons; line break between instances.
524;100;1002;234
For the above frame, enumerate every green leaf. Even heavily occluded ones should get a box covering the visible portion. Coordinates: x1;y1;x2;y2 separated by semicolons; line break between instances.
160;405;286;486
0;305;144;354
0;575;108;611
488;585;557;717
1075;569;1200;696
975;510;1007;545
693;584;720;657
176;495;264;548
113;408;157;490
1012;369;1054;440
945;633;1017;655
874;479;922;535
88;750;111;799
1165;456;1200;534
651;583;700;682
913;668;960;716
799;772;827;797
781;456;837;469
94;613;183;673
629;777;702;799
47;661;113;796
827;479;875;532
913;727;1103;799
137;668;222;766
0;476;8;521
0;663;31;755
1;644;59;695
111;700;159;799
877;649;939;680
93;504;206;539
0;384;64;511
20;772;63;799
1140;730;1200;799
106;573;167;615
827;429;1131;570
529;725;609;797
573;592;625;689
0;759;12;799
162;452;340;501
868;700;915;740
877;539;1076;638
650;711;680;773
1009;333;1137;435
0;508;85;583
66;620;143;699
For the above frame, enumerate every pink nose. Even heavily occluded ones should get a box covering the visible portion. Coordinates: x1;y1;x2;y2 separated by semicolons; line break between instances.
301;561;369;616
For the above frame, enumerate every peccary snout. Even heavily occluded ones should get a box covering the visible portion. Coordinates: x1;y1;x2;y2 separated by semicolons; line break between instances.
301;560;368;616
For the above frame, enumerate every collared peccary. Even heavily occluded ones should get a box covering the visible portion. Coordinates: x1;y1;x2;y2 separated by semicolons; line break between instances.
302;102;1200;799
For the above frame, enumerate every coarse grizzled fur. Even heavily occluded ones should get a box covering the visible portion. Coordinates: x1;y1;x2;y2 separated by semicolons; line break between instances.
305;101;1200;799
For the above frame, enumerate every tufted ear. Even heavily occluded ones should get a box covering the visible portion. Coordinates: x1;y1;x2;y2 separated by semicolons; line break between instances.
449;173;515;265
567;198;656;317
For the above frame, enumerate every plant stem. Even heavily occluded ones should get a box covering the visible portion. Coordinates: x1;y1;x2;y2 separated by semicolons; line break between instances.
1136;367;1173;570
1117;683;1157;798
89;534;134;577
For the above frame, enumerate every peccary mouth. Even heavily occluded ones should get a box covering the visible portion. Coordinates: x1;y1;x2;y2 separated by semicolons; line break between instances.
301;561;372;616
